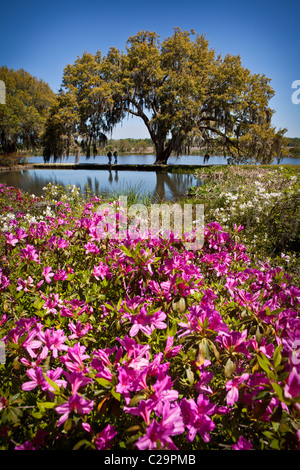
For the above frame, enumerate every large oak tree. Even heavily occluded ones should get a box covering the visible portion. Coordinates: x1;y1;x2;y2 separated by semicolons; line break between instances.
44;29;287;164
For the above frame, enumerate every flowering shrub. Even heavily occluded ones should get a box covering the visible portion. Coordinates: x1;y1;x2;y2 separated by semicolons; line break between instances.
191;166;300;261
0;182;299;450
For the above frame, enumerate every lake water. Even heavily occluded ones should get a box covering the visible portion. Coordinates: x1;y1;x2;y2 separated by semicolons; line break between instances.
0;154;298;202
0;167;201;201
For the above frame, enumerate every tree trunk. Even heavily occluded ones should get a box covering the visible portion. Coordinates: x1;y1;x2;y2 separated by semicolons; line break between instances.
153;133;172;165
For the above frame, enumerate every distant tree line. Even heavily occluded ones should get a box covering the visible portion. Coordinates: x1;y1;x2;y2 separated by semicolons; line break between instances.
0;66;55;164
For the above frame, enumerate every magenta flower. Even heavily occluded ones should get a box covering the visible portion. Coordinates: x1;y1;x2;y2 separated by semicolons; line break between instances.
56;238;69;249
284;367;300;400
178;304;229;338
38;327;68;359
164;335;182;358
128;306;166;337
93;262;110;280
180;394;217;443
0;270;10;291
124;400;155;425
22;367;48;391
195;361;214;395
43;293;63;315
46;368;67;392
19;244;40;262
150;375;179;406
16;276;34;292
5;231;19;246
22;330;42;358
53;269;68;281
22;367;66;392
94;424;117;450
136;402;184;450
232;435;253;450
68;321;93;339
60;343;90;373
224;277;238;298
116;363;148;403
225;373;249;406
84;242;100;255
219;329;250;358
42;266;54;284
64;371;92;394
56;393;94;426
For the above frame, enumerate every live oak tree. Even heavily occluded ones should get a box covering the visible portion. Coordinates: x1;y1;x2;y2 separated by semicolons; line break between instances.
0;67;55;155
45;28;288;164
43;52;123;161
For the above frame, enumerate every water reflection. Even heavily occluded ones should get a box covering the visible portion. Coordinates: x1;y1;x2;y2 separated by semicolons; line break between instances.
0;168;201;201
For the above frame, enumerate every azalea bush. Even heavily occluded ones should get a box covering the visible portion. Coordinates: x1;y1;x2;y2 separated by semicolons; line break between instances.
0;181;299;450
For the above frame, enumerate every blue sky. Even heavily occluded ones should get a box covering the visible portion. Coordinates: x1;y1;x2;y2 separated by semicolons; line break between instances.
1;0;299;138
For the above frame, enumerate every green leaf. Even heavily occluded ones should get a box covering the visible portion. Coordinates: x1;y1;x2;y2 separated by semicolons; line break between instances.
273;345;282;370
73;439;91;450
257;353;271;374
111;388;121;401
95;377;112;389
186;367;194;385
37;401;56;410
64;417;73;432
44;375;60;393
271;382;284;402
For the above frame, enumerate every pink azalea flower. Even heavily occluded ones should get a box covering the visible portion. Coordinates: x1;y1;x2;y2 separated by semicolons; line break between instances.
84;242;100;254
219;329;250;358
93;262;110;280
284;367;300;400
68;321;93;339
232;435;253;450
56;238;69;249
5;232;19;246
42;266;54;283
43;293;63;315
22;330;42;358
225;373;249;406
56;393;94;426
22;366;66;393
94;424;117;450
124;400;155;425
180;394;217;443
128;306;166;337
16;276;34;292
46;367;67;392
136;402;184;450
60;343;90;373
53;269;68;281
19;244;40;262
38;328;68;359
22;367;48;391
164;335;182;358
64;371;92;394
224;277;238;298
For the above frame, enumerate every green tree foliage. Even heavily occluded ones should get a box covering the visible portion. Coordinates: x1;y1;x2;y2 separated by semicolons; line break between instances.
44;28;288;164
43;52;123;161
0;67;55;154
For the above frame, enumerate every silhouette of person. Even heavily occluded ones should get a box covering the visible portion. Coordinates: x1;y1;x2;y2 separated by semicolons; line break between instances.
113;150;118;164
107;151;112;165
204;153;210;164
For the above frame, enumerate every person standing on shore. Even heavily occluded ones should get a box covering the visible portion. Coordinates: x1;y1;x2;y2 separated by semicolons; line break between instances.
107;151;112;164
113;150;118;164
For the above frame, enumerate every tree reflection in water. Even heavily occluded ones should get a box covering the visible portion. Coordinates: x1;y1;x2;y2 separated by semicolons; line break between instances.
0;169;201;201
